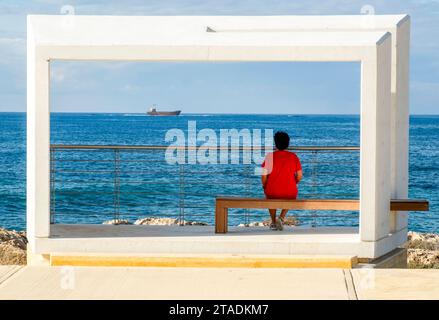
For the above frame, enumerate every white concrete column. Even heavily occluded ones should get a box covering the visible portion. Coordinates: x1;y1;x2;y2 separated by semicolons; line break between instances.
27;44;51;249
390;17;410;233
359;33;392;244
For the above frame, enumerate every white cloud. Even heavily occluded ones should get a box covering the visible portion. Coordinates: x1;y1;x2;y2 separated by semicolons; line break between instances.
121;83;141;92
51;68;66;82
0;37;24;44
0;37;25;67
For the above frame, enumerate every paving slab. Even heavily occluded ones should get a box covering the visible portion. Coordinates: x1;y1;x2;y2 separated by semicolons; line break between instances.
0;266;22;285
0;266;349;300
2;266;439;300
351;269;439;300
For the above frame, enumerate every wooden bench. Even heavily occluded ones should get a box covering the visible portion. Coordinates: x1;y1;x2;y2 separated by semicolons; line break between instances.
215;197;429;233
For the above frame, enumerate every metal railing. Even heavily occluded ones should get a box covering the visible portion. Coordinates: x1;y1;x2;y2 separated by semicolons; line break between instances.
50;145;360;227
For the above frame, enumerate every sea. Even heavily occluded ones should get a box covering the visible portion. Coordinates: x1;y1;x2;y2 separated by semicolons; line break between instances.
0;112;437;233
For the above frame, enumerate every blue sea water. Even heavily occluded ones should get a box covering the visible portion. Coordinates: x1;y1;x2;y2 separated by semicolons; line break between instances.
0;112;437;232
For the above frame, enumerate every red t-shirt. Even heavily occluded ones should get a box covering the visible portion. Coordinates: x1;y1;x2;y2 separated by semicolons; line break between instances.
262;150;302;199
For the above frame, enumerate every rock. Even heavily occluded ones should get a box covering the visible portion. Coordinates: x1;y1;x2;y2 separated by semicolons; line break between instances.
406;231;439;269
0;243;27;265
134;217;178;225
280;216;299;226
102;219;132;225
0;228;27;265
407;231;439;249
238;216;299;227
134;217;208;226
183;220;209;226
0;228;27;250
408;249;439;269
238;222;266;227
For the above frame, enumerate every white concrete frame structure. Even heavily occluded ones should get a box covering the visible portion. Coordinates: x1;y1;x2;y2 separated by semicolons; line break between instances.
27;15;410;264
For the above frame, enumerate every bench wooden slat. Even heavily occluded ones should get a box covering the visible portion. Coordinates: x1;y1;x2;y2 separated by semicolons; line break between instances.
216;197;429;211
216;198;359;211
215;197;429;233
390;199;429;211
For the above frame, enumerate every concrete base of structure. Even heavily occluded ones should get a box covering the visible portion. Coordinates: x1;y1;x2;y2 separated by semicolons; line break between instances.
27;248;50;266
27;225;407;267
357;248;407;269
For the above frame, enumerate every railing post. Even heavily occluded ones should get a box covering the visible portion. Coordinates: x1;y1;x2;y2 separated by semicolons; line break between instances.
244;163;252;227
113;149;120;221
311;150;318;228
179;163;185;226
50;147;55;224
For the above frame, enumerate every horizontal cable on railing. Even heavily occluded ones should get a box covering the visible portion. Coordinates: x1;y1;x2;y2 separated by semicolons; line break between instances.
51;144;360;150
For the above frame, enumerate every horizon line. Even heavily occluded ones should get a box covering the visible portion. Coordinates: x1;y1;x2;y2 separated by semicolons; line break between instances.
0;111;438;116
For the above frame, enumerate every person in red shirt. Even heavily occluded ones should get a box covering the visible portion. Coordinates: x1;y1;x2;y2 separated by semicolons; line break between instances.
261;131;302;231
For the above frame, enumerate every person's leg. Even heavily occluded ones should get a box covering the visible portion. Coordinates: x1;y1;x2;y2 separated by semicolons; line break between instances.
280;209;288;220
269;209;277;223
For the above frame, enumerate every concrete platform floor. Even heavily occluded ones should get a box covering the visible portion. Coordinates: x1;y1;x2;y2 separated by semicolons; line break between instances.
50;224;360;239
36;225;362;257
1;266;438;300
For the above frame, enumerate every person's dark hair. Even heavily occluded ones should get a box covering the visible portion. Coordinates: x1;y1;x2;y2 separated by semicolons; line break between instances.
274;131;290;150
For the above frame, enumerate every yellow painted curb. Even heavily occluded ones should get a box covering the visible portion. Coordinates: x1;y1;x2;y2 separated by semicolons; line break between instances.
50;254;358;269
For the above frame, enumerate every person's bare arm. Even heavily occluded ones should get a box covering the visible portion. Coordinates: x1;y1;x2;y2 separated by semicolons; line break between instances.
295;170;303;183
261;169;268;189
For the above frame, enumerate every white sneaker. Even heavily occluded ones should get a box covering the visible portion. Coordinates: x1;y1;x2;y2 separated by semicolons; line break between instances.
276;218;284;231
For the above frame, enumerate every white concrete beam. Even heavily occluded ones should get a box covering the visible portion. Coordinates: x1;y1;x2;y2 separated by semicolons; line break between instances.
359;33;392;244
27;19;51;249
390;17;410;233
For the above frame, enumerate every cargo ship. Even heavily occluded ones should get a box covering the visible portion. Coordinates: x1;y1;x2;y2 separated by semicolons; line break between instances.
147;105;181;116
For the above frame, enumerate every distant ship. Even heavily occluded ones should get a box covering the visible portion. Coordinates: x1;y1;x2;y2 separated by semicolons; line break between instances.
147;105;181;116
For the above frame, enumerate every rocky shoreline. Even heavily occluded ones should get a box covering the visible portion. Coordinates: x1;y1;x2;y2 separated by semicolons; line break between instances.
102;216;298;227
103;217;209;226
1;224;438;268
0;228;28;265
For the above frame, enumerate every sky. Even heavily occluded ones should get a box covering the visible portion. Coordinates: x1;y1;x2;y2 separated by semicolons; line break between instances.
0;0;438;114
